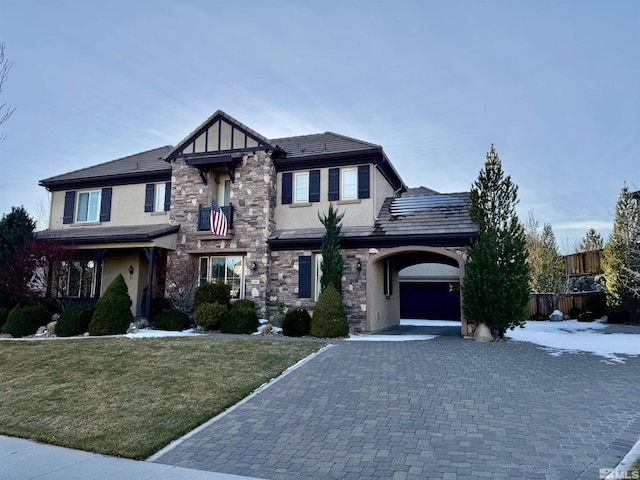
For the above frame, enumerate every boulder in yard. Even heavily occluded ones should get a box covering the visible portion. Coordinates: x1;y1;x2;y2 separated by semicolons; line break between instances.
549;310;563;322
474;323;494;342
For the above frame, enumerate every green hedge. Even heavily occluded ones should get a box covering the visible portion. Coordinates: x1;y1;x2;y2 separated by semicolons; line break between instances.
310;283;349;338
155;308;190;331
194;303;227;331
56;306;94;337
282;308;311;337
220;303;259;334
193;281;231;311
3;304;51;338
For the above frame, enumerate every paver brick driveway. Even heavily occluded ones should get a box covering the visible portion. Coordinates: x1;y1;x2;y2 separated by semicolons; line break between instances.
153;335;640;479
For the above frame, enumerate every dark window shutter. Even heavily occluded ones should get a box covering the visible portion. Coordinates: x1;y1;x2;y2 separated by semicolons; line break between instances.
282;173;292;205
100;187;112;222
298;255;311;298
63;191;76;224
358;165;370;199
328;168;340;201
164;182;171;211
309;170;320;202
144;184;154;212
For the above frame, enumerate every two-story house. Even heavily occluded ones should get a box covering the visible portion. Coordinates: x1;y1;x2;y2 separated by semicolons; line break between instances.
38;110;478;336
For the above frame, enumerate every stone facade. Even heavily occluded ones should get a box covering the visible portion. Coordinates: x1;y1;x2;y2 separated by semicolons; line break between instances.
167;150;277;317
267;247;370;332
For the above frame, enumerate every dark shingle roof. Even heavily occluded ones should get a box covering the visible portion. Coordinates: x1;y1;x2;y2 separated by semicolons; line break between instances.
269;192;478;250
375;192;478;237
40;146;173;190
271;132;382;158
35;224;179;245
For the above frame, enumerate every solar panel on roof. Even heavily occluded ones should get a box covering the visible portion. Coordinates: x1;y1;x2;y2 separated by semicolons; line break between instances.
390;195;466;216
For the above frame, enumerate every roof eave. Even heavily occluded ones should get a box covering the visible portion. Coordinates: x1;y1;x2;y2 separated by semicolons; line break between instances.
40;170;171;192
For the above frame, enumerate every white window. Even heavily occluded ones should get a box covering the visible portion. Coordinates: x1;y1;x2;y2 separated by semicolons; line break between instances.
314;254;323;301
295;172;309;203
76;190;101;222
155;183;166;212
199;256;244;299
342;168;357;200
222;179;231;206
56;259;95;298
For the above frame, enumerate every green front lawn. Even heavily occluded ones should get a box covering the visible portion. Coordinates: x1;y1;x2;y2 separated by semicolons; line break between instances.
0;336;325;459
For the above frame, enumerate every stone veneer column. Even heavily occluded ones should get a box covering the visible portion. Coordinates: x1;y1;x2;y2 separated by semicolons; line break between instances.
166;151;277;317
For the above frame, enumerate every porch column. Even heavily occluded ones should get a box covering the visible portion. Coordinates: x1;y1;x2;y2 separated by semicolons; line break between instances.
92;249;107;302
143;247;157;322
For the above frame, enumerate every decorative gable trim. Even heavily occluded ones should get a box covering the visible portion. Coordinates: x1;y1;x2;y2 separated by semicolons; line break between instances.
166;110;274;163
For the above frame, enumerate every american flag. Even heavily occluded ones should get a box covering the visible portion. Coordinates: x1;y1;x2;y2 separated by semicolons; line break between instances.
210;198;228;236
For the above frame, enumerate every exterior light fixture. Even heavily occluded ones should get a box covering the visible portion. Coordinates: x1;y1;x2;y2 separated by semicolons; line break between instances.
129;265;134;277
356;261;362;272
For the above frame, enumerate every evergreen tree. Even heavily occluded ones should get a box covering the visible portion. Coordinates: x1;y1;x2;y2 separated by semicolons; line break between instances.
602;185;640;323
577;228;604;252
530;223;565;294
0;206;36;268
88;274;134;335
318;203;344;293
462;144;530;338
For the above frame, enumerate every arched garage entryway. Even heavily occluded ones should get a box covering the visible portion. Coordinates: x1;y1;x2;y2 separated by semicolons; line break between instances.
365;246;469;337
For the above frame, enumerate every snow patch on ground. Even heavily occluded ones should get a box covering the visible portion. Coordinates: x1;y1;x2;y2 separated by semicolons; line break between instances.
124;328;200;338
508;319;640;363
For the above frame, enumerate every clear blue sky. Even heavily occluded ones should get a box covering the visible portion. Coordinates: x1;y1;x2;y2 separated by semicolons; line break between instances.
1;0;638;252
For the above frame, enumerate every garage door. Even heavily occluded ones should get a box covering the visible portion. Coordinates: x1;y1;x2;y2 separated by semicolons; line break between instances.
400;282;460;320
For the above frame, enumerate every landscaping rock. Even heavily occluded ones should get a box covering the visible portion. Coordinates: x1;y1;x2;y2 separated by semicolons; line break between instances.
126;322;139;334
46;321;57;336
549;310;563;322
474;323;493;342
35;326;47;337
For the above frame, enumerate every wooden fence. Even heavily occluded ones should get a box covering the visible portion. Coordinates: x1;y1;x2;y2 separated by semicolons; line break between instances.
528;292;604;319
564;250;603;276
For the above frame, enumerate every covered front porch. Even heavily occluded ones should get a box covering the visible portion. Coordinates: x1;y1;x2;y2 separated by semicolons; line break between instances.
35;224;179;320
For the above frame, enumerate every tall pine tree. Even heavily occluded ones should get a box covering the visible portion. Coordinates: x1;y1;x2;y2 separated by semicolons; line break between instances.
530;223;564;294
577;228;604;253
462;145;530;338
602;184;640;323
318;203;344;293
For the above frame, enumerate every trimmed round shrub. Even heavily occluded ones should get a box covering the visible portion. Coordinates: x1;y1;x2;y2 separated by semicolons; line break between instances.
155;308;190;331
221;305;259;334
232;298;256;312
24;297;60;316
193;281;231;311
281;308;311;337
56;306;94;337
584;292;607;318
310;283;349;338
3;304;51;337
577;311;596;322
194;302;227;331
88;274;133;336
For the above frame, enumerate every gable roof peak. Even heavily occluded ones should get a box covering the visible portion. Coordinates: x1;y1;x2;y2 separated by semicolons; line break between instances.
166;110;274;162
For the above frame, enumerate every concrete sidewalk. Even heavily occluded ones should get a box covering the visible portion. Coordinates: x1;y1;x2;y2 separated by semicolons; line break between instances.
0;435;265;480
